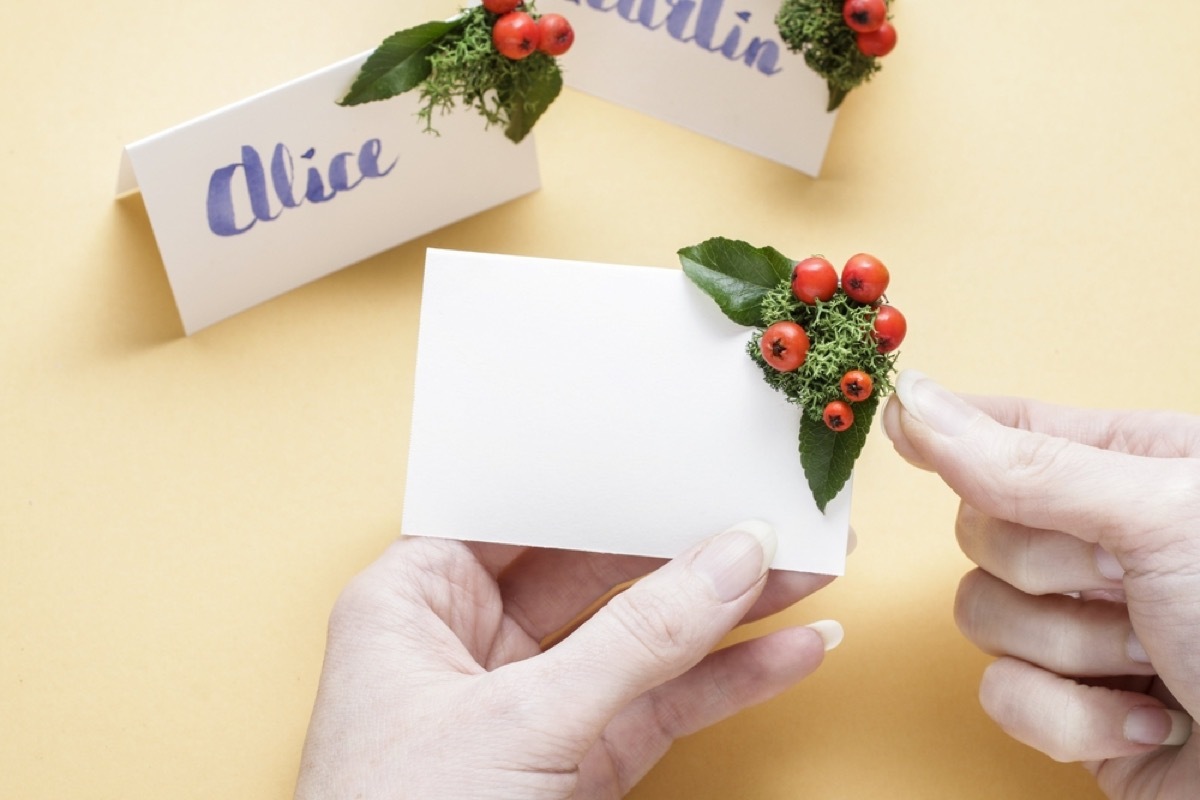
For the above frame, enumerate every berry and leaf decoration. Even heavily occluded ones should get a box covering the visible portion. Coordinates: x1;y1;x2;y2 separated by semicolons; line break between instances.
776;0;897;111
339;1;574;143
679;238;905;512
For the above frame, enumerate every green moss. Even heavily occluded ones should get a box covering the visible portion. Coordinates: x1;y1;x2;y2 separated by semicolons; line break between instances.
749;278;897;424
419;5;561;142
775;0;888;110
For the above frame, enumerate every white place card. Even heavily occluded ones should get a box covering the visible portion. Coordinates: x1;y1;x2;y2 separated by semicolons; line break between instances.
537;0;837;175
117;52;541;334
403;248;851;575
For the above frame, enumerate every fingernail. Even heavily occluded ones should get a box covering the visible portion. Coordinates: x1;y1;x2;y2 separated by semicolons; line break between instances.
1127;631;1152;664
1125;707;1194;746
1095;545;1125;581
894;370;980;437
806;619;844;651
692;521;776;602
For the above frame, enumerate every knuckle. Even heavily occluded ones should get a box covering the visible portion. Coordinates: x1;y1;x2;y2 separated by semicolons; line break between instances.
1007;432;1072;486
954;503;983;553
990;432;1073;526
605;591;696;667
953;570;988;644
977;661;1009;719
1110;461;1200;565
979;660;1080;764
1007;528;1044;595
1045;693;1088;763
1159;461;1200;531
647;687;690;741
328;574;383;631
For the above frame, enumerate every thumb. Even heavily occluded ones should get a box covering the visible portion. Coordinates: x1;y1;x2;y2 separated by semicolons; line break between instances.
884;371;1171;549
518;521;776;740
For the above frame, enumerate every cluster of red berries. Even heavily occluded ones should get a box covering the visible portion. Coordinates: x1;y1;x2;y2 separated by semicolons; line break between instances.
758;253;906;432
842;0;897;58
485;0;575;60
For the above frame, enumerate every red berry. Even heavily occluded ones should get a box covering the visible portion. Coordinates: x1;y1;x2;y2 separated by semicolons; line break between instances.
759;321;810;372
823;400;855;432
841;253;890;304
492;11;540;60
482;0;521;13
840;370;875;402
872;305;907;353
843;0;887;33
536;13;574;56
857;22;897;57
791;257;838;305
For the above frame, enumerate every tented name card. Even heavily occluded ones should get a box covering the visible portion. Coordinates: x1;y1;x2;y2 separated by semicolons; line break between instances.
117;53;540;334
403;248;852;575
538;0;837;175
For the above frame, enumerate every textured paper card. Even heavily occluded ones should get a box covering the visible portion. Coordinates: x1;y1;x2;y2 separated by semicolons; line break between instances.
118;52;541;334
403;248;851;575
536;0;837;175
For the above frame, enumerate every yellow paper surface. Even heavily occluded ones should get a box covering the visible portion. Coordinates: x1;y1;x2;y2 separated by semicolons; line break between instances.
4;1;1199;798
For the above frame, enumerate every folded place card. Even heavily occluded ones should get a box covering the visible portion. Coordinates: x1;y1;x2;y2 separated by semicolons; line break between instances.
117;52;541;334
403;248;851;575
537;0;837;175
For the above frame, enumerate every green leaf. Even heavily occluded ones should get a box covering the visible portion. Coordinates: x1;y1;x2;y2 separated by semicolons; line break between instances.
799;394;879;512
340;19;464;106
826;83;849;112
503;60;563;143
678;237;795;327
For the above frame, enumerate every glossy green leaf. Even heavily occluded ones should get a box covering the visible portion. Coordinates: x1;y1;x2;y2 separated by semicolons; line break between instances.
678;237;794;327
799;394;878;512
340;19;463;106
826;83;849;112
503;60;563;143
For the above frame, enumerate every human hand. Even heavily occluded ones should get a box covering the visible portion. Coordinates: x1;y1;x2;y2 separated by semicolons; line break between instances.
294;523;842;799
883;370;1200;798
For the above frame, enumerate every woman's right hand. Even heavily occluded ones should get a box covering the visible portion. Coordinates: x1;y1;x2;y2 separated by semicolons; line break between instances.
884;371;1200;798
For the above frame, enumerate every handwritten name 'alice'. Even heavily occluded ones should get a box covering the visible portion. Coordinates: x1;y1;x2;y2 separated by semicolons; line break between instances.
562;0;783;75
206;139;396;237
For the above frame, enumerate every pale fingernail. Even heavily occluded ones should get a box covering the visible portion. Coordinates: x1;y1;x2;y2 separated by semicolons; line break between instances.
894;370;980;437
1125;707;1194;746
1095;545;1125;581
1127;631;1151;664
692;521;776;603
806;619;844;651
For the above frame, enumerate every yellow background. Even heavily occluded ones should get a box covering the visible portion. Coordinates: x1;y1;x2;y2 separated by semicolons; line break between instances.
4;1;1198;797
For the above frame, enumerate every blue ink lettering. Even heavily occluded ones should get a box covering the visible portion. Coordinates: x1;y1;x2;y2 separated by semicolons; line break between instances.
561;0;782;75
664;1;694;39
357;139;397;179
270;144;301;209
328;152;362;193
206;138;397;237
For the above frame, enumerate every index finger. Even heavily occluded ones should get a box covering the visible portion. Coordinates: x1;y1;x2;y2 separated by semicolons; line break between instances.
963;395;1200;459
887;372;1190;549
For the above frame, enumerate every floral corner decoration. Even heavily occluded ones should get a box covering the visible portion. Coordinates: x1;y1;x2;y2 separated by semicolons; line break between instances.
776;0;898;111
339;0;575;143
679;237;906;512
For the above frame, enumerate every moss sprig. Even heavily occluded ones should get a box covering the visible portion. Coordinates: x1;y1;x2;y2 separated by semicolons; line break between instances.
678;236;905;512
751;279;896;424
775;0;891;110
419;6;560;140
340;4;563;143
